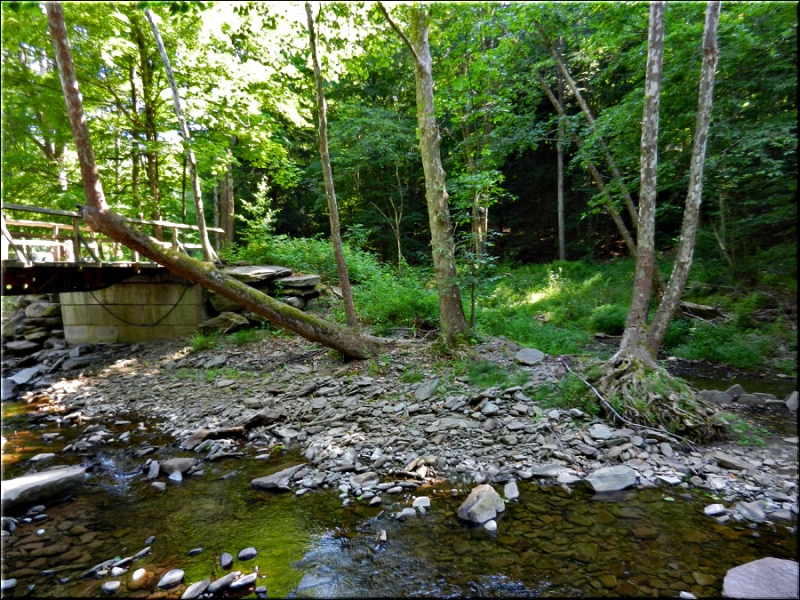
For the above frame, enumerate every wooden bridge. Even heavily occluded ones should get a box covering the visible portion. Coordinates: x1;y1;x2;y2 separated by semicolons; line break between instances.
1;203;223;296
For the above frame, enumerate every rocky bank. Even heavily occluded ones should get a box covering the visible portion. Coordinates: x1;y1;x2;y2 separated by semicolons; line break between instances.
3;334;797;521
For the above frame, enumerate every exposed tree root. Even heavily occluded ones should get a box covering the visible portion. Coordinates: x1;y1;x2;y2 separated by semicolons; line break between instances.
567;355;729;444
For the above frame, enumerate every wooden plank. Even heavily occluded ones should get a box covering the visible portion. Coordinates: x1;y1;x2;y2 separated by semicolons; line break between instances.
3;203;223;233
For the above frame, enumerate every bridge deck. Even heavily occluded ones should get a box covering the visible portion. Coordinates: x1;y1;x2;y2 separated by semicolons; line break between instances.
1;261;174;296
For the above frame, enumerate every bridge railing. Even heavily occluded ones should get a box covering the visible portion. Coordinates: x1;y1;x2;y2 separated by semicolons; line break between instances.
1;203;224;266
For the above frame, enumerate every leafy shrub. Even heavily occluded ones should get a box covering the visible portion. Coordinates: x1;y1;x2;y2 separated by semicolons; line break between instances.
190;332;219;352
670;322;774;371
224;235;384;285
590;304;628;335
351;267;439;335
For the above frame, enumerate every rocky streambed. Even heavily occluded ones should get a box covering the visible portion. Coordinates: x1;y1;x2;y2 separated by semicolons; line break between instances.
1;334;798;597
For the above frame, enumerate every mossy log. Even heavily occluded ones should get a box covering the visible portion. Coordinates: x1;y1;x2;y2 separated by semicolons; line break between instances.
81;207;384;360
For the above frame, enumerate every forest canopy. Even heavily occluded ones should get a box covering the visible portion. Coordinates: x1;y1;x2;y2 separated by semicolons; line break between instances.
2;1;796;277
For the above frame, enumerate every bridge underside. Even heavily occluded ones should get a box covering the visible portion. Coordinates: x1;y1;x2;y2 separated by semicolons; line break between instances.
1;262;174;296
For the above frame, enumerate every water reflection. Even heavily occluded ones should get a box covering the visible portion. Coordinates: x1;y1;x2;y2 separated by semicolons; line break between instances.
1;400;796;598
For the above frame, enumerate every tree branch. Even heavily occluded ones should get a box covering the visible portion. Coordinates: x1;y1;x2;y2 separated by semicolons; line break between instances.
377;2;421;67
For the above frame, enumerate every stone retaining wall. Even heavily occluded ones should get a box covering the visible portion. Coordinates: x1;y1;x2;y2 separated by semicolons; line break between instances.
60;277;206;344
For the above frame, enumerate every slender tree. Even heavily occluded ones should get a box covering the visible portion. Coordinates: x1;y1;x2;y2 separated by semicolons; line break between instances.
592;1;725;442
305;1;359;329
379;2;470;346
44;0;384;360
144;8;217;263
646;1;721;351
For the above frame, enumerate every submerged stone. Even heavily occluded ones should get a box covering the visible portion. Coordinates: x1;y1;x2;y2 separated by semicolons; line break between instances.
157;569;184;589
208;571;241;594
238;547;257;561
180;578;210;599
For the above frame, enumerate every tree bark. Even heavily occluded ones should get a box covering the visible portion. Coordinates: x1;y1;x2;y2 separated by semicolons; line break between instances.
144;9;217;263
131;17;163;242
536;21;639;229
45;1;381;361
556;37;566;261
380;3;470;345
647;2;721;352
306;2;359;329
614;0;665;369
535;71;638;260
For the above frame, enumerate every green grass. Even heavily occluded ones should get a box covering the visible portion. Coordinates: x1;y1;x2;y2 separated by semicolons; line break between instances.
716;413;767;446
219;236;796;377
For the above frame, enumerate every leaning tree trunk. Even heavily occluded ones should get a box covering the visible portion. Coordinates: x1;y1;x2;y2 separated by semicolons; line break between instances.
588;2;725;443
380;3;470;345
45;1;381;360
305;2;359;330
144;9;217;263
535;71;638;261
613;0;665;372
647;2;721;352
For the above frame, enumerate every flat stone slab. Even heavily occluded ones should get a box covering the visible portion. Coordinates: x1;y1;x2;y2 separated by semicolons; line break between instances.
251;464;306;493
2;466;86;512
276;274;320;287
722;557;799;598
222;265;292;283
584;465;637;492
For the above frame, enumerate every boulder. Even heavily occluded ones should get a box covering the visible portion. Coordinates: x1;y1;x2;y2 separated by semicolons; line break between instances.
251;464;306;493
584;465;637;492
457;484;505;524
785;391;798;412
515;348;544;366
1;466;86;513
197;312;250;335
722;557;799;598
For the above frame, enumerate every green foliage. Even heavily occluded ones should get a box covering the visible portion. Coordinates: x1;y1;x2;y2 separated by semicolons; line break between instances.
455;360;528;389
716;413;767;447
190;332;220;353
399;370;424;384
590;304;628;335
224;235;384;286
352;267;439;335
669;322;775;371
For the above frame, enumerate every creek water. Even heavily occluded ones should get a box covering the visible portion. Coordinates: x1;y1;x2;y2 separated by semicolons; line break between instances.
1;397;797;599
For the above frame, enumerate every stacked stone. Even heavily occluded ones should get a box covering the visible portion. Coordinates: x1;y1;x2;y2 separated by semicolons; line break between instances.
2;294;65;358
200;265;321;334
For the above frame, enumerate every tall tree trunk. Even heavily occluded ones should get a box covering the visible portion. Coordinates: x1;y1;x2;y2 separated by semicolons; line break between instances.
45;0;382;361
380;3;470;345
144;9;217;263
613;1;665;369
556;37;566;262
535;71;638;260
305;2;358;329
220;141;235;247
131;18;163;241
647;2;721;352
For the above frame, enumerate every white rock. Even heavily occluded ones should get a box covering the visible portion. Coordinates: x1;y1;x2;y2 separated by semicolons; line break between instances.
703;503;727;516
484;519;498;532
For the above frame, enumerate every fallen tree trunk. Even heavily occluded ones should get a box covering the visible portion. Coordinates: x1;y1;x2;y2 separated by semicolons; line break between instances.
45;1;382;361
83;209;383;359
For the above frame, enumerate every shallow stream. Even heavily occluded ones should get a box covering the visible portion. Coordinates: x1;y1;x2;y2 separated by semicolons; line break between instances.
1;396;797;598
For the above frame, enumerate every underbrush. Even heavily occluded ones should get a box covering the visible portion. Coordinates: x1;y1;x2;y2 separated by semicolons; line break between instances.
221;238;796;376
